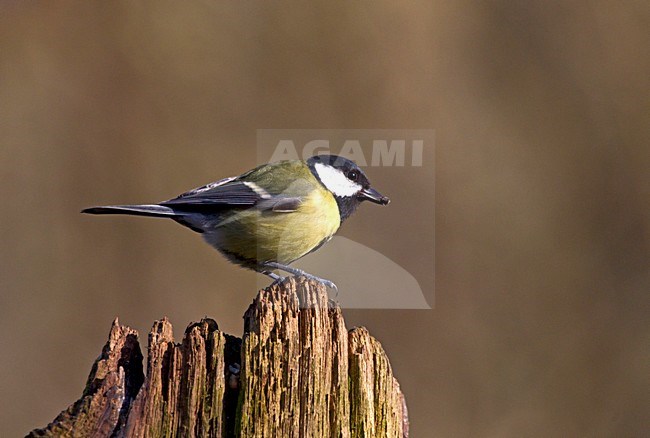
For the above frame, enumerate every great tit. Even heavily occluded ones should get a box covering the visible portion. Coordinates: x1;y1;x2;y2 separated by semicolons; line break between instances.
82;155;389;289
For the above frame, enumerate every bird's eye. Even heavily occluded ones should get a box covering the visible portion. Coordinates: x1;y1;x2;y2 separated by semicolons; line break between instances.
348;170;358;181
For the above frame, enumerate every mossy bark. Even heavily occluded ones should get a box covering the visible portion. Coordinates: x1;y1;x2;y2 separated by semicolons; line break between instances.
28;277;408;437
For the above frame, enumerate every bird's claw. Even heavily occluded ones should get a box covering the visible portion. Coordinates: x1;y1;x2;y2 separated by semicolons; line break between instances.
300;273;338;293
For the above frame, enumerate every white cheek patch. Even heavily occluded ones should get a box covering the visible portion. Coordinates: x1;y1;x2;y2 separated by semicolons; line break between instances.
314;163;362;197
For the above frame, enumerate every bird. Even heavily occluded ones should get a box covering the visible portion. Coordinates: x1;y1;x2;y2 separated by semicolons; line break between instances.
82;154;390;289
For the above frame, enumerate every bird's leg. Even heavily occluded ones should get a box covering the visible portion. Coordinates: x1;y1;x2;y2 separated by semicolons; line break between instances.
261;270;286;286
262;262;338;292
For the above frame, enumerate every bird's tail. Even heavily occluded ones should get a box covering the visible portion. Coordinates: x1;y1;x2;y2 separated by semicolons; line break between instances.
81;204;179;218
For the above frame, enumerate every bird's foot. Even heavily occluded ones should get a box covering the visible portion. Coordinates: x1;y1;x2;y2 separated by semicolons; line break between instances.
298;272;338;293
261;262;338;294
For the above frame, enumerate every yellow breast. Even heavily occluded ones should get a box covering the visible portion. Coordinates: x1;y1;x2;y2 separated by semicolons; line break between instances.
207;185;341;266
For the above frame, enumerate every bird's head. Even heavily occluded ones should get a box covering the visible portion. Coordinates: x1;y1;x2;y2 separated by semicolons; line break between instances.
307;154;390;221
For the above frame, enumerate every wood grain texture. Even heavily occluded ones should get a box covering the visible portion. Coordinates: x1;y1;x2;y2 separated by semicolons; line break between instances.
349;328;407;438
28;277;408;437
238;277;351;437
28;319;144;437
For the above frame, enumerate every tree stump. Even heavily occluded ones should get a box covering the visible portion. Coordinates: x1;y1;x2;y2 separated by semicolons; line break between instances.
28;277;408;437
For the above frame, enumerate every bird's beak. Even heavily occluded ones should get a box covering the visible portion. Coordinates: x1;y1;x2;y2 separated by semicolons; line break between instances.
359;187;390;205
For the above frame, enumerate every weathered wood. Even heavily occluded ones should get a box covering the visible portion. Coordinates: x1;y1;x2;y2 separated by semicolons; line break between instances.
121;318;233;437
28;319;144;437
29;277;408;437
349;328;407;438
238;277;351;437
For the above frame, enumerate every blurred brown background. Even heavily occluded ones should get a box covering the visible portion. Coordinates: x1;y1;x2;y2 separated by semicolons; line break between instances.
1;2;648;436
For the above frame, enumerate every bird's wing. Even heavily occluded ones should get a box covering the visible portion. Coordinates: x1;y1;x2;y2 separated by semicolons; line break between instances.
161;177;261;208
161;176;302;212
